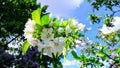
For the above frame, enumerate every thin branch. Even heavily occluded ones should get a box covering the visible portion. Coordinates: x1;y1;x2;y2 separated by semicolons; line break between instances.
110;62;116;68
111;9;120;16
4;34;21;46
93;46;119;68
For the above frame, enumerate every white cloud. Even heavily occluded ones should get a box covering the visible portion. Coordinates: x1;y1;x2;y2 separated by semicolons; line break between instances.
100;17;120;34
37;0;84;18
62;60;80;67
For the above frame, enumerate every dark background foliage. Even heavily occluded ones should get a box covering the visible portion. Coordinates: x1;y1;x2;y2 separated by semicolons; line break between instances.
0;0;63;68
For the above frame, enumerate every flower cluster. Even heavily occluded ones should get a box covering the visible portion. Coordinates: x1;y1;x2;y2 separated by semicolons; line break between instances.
24;19;40;46
23;10;85;58
38;27;66;57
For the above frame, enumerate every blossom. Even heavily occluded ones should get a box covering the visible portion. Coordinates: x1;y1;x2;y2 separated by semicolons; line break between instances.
74;37;92;53
25;34;40;46
24;19;40;46
38;41;54;57
37;43;44;52
65;25;72;35
27;37;40;46
23;18;83;58
72;19;85;31
53;38;65;53
43;46;53;57
31;26;65;57
41;28;54;42
100;17;120;34
44;40;54;48
24;19;35;35
58;27;64;33
23;19;35;39
37;37;65;57
77;23;85;31
37;41;53;57
38;35;64;57
72;19;79;26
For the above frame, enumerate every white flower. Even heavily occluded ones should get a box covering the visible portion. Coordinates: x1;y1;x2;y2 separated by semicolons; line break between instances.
38;44;53;57
25;34;40;46
41;28;54;41
77;23;85;31
38;37;66;57
37;42;44;52
44;40;54;48
75;39;82;44
49;21;54;26
65;25;72;35
58;27;64;33
27;37;40;46
53;38;65;53
24;19;41;46
100;17;120;34
24;19;35;34
24;33;32;39
72;19;85;31
43;47;53;57
37;41;53;57
111;52;118;59
24;19;35;39
72;19;79;26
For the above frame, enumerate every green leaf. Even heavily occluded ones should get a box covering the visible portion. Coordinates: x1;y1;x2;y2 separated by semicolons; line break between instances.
117;33;120;38
41;14;50;25
64;46;69;62
80;54;87;62
103;18;109;25
115;57;120;62
96;52;105;57
22;41;30;54
71;50;80;60
40;48;44;59
36;24;43;31
86;0;90;2
116;48;120;53
102;45;108;51
107;5;112;11
32;8;41;25
42;5;48;12
78;33;84;37
53;17;59;26
60;20;68;27
53;17;58;23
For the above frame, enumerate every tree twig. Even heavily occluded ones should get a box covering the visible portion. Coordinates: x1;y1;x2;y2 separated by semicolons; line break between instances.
111;9;120;16
3;34;22;49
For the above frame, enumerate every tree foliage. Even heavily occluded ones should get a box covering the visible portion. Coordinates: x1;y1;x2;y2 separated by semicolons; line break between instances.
0;0;41;50
0;0;120;68
0;0;40;36
88;0;120;26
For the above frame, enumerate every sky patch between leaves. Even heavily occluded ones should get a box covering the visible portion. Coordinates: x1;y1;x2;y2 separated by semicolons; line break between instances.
37;0;84;18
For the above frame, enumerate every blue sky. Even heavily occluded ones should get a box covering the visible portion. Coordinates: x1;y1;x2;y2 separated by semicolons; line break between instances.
37;0;120;68
37;0;97;41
